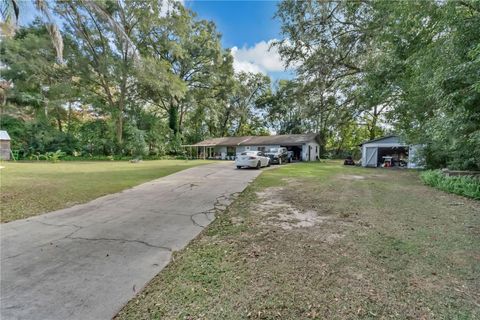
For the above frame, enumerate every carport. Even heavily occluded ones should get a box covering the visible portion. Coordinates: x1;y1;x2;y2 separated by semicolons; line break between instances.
183;134;320;161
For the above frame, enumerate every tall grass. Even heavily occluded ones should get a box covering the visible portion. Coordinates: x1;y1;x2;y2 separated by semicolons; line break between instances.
420;170;480;200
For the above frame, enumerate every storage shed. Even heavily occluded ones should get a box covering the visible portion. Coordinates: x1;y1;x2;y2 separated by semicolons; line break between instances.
359;135;424;168
0;130;11;160
184;134;320;161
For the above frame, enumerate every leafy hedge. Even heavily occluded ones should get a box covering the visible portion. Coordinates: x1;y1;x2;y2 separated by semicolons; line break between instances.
420;170;480;200
13;153;189;162
59;155;188;161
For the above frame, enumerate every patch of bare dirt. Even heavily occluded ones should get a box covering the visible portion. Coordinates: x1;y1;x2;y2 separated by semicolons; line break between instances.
256;187;330;230
281;178;303;186
337;174;366;180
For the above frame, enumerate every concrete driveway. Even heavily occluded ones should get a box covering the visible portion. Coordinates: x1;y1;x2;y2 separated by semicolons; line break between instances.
0;162;262;320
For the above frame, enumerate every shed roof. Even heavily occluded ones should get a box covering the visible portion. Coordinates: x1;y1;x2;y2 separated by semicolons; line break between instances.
0;130;11;141
359;135;405;146
188;133;319;147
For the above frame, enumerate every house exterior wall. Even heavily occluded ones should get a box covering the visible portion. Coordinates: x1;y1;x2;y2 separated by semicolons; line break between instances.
215;146;228;159
301;142;320;161
0;140;11;160
235;145;281;155
233;143;319;162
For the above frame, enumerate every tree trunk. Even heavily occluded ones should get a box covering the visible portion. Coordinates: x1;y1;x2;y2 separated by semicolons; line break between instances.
178;102;186;134
336;137;344;156
236;116;244;135
116;111;123;145
221;105;233;136
57;117;63;132
369;117;377;140
168;104;179;135
369;106;379;140
67;102;72;134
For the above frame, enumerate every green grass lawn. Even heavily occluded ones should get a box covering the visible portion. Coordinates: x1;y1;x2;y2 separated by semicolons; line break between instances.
0;160;213;223
116;161;479;319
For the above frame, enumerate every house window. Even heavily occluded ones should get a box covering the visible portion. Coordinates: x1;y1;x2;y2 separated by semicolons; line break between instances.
258;146;266;152
316;146;318;154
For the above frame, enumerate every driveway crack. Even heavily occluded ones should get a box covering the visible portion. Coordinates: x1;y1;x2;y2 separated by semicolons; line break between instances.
2;222;84;260
35;220;83;230
189;191;241;228
190;211;214;228
66;236;172;251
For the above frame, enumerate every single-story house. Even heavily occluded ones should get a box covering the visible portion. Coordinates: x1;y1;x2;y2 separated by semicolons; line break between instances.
359;135;424;168
0;130;11;160
184;133;320;161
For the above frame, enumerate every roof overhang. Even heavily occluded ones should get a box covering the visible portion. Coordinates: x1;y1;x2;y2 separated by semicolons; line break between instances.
361;143;408;148
185;134;320;148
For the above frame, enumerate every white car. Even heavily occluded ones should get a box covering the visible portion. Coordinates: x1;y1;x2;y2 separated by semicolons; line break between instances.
236;151;270;169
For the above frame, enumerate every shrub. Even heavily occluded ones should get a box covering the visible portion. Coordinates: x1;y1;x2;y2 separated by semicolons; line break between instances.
26;150;66;162
46;150;66;162
123;125;148;157
60;154;188;161
420;170;480;200
61;155;131;161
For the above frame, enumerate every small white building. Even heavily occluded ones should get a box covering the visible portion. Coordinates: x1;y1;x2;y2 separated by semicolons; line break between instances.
0;130;11;160
186;134;320;161
360;135;424;168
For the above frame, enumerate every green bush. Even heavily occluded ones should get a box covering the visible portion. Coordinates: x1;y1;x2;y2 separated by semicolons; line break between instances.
27;150;66;162
60;154;188;161
45;150;66;162
420;170;480;200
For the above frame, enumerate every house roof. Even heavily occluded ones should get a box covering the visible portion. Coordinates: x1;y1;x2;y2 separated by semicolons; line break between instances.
359;135;404;146
188;133;319;147
0;130;11;141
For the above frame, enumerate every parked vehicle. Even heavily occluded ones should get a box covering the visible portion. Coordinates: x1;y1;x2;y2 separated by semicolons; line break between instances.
344;156;355;166
236;151;270;169
265;147;288;165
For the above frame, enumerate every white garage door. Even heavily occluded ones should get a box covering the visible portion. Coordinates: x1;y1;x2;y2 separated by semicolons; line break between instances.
365;147;378;167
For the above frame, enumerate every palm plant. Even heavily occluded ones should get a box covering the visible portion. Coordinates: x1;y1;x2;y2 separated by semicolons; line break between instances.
1;0;63;63
0;0;19;36
0;0;139;64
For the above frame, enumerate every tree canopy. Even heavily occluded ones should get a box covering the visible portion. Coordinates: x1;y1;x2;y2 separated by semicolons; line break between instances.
1;0;478;169
1;0;268;158
273;0;480;169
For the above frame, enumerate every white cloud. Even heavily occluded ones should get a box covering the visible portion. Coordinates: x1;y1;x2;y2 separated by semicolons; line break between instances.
231;40;289;74
232;59;264;74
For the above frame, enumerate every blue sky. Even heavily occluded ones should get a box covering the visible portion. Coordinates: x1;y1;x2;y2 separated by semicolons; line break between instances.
185;0;294;80
18;0;293;80
186;0;280;48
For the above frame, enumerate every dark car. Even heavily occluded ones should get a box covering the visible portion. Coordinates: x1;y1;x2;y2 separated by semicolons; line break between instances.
265;147;289;165
344;156;355;166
